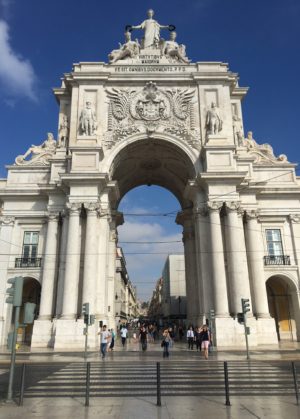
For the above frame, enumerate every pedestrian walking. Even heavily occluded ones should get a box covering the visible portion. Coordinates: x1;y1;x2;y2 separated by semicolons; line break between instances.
187;326;194;350
139;325;148;351
194;326;202;352
98;325;111;359
120;325;128;347
161;329;171;358
109;328;116;351
200;324;211;359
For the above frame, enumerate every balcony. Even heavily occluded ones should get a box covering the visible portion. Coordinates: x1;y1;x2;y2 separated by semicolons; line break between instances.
264;255;291;266
15;257;42;268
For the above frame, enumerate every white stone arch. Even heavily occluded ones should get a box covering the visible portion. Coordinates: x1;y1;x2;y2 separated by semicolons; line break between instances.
266;272;300;341
101;132;201;175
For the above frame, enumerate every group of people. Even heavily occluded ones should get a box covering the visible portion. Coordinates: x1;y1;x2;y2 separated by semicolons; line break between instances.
186;325;211;359
98;323;212;360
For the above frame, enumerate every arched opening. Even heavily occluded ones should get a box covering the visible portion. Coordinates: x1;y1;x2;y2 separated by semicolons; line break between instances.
266;275;297;341
109;137;197;328
20;277;41;346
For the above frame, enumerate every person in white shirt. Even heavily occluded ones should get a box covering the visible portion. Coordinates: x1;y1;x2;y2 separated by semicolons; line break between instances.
187;326;195;350
120;326;128;347
98;325;111;359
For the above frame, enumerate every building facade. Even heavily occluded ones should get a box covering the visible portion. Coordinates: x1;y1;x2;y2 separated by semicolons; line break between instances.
161;255;187;321
1;11;300;348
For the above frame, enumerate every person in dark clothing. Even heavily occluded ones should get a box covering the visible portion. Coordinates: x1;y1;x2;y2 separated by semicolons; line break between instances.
194;327;202;352
139;326;148;351
200;324;211;359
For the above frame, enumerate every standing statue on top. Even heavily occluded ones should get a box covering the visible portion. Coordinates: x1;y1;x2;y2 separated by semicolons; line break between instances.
131;9;170;49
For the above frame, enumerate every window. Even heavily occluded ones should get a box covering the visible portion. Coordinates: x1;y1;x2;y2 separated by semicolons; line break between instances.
266;229;283;256
22;232;39;260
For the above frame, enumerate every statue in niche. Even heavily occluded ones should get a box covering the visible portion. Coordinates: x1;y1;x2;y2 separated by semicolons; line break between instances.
131;9;170;49
79;101;97;136
15;132;57;165
161;31;190;63
206;102;223;135
58;115;69;147
108;31;140;63
232;114;244;146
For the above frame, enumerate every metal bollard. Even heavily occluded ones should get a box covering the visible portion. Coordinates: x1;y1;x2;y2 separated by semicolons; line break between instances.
291;362;299;405
156;362;161;406
224;361;231;406
85;362;90;407
18;363;26;406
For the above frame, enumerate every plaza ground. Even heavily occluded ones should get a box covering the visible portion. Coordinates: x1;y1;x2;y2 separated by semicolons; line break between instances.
0;340;300;418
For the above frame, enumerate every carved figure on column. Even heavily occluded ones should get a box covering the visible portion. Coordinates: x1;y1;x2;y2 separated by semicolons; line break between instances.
15;132;57;166
58;115;69;148
79;101;97;136
161;31;190;63
109;31;140;63
131;9;170;49
206;103;223;135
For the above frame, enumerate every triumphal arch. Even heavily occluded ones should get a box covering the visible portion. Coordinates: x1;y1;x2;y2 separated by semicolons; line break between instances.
1;10;300;348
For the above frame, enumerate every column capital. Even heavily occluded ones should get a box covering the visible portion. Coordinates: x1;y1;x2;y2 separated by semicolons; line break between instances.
0;216;15;226
85;202;101;215
66;202;82;215
206;201;223;213
289;213;300;224
225;201;241;212
47;211;60;221
245;209;259;221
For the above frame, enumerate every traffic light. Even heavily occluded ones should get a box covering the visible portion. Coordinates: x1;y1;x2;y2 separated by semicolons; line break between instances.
82;302;90;325
89;315;95;325
6;277;24;307
23;302;36;324
210;309;215;320
237;312;245;324
241;298;251;314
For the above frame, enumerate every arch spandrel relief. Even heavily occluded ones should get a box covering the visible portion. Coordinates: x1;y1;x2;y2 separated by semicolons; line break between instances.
104;81;200;151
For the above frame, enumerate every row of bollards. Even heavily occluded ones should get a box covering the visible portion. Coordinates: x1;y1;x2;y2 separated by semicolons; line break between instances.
12;360;300;407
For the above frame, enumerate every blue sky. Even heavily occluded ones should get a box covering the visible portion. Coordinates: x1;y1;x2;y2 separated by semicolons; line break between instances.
1;0;300;301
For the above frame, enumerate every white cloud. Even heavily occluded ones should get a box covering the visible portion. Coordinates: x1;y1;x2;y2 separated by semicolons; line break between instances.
0;19;37;101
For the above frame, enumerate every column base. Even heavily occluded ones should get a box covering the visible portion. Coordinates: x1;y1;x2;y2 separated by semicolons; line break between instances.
31;319;55;348
255;316;278;344
54;319;98;349
214;316;278;347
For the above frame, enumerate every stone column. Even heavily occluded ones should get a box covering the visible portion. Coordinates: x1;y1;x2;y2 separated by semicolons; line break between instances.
39;212;59;319
61;203;82;319
82;203;100;313
194;205;214;318
107;225;117;328
96;212;109;319
207;201;229;316
0;217;15;345
226;202;251;314
55;212;69;317
245;211;272;317
182;218;198;324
